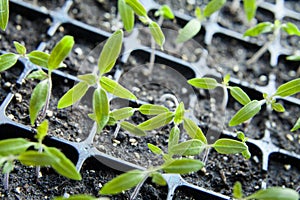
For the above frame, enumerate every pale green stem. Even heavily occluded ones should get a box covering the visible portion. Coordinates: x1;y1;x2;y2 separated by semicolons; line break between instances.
41;72;53;121
3;172;9;190
113;122;121;138
130;174;149;200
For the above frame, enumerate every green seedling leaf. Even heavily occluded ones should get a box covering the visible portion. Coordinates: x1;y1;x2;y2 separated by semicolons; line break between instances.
174;102;185;125
137;112;174;130
204;0;226;17
100;170;146;195
125;0;147;17
282;22;300;36
3;160;14;174
245;187;299;200
0;53;19;72
48;35;74;71
183;118;207;144
168;126;180;153
223;74;230;85
213;138;248;154
45;147;82;180
243;22;273;37
229;100;262;126
242;148;251;159
176;18;201;43
243;0;257;21
107;116;117;126
188;77;218;89
118;0;134;32
291;117;300;132
98;30;123;75
229;86;251;105
0;138;32;156
110;107;135;121
271;102;285;112
18;151;57;166
13;41;26;55
149;21;165;50
170;139;206;156
233;181;243;199
29;79;49;125
274;78;300;97
139;104;169;115
100;76;136;100
237;131;247;142
147;143;163;155
54;195;101;200
163;159;204;174
78;73;98;85
194;7;202;20
93;88;110;132
120;121;146;136
57;81;89;109
27;50;50;68
151;172;167;186
0;0;9;31
27;70;48;80
36;120;49;142
155;5;174;20
286;55;300;61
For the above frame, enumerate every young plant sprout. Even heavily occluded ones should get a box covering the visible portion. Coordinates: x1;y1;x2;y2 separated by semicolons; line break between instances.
230;0;257;22
0;120;81;190
244;20;300;66
176;0;226;43
233;181;299;200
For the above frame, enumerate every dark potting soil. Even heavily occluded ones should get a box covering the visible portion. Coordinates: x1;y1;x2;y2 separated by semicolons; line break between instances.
0;157;168;200
23;0;66;11
6;73;94;142
69;0;118;33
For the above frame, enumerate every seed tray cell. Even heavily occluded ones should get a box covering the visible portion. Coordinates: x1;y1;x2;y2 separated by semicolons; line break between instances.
1;0;300;199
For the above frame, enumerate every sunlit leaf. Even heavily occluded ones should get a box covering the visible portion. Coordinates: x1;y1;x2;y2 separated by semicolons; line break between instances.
187;77;218;89
78;73;98;85
149;21;165;50
147;143;163;155
93;88;110;132
194;7;202;20
98;30;123;75
271;102;285;112
282;22;300;36
27;50;50;68
223;73;230;85
57;81;89;109
125;0;147;17
168;126;180;153
245;187;299;200
155;5;174;20
213;138;248;154
27;70;48;81
139;104;169;115
137;112;174;130
286;55;300;61
151;172;167;186
291;117;300;132
29;79;49;125
163;159;204;174
14;41;26;55
100;76;136;100
100;170;146;195
233;181;243;199
45;147;82;180
0;0;9;31
243;22;273;37
0;138;32;156
19;151;57;166
110;107;135;121
229;100;262;126
120;121;146;136
183;118;207;144
118;0;134;32
48;35;74;71
0;53;19;72
229;86;251;105
176;18;201;43
169;139;206;156
174;102;185;125
274;78;300;97
243;0;257;21
36;120;49;142
203;0;226;17
53;195;101;200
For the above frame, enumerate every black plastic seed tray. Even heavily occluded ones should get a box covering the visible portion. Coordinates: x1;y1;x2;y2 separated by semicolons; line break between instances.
0;0;299;199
